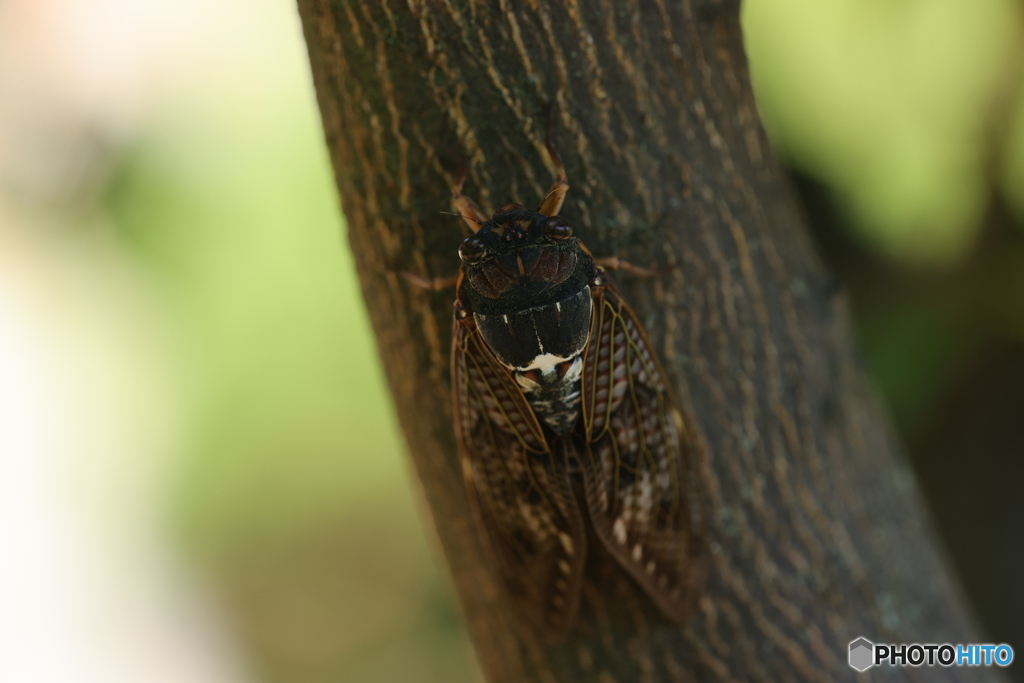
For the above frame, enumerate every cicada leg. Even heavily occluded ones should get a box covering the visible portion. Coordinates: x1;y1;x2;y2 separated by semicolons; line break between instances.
593;256;667;279
393;168;483;290
538;134;569;217
452;168;489;233
393;270;461;291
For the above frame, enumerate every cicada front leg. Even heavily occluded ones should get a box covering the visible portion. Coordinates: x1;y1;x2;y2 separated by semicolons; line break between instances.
392;170;486;291
593;256;668;279
394;271;461;291
452;168;489;233
538;131;569;217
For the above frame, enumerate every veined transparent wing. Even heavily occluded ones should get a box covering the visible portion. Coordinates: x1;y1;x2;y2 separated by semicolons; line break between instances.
577;280;707;621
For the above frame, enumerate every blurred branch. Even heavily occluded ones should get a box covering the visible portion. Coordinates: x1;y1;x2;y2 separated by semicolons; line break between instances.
295;1;990;680
788;25;1024;657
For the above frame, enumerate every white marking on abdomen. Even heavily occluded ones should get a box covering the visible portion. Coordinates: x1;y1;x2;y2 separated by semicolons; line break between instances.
517;352;573;372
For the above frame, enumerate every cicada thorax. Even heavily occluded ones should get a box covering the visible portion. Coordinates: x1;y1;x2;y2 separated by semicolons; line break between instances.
457;205;596;435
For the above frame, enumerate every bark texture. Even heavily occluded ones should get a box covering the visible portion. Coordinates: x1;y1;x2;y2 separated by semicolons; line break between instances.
295;1;992;680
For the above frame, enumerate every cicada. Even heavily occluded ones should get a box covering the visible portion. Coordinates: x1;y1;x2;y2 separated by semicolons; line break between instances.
408;149;706;640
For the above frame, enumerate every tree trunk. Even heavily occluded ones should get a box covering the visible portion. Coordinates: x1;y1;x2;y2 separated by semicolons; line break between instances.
295;1;991;680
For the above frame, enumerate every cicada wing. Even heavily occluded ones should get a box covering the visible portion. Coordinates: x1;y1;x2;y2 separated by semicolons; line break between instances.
578;281;707;621
451;315;587;639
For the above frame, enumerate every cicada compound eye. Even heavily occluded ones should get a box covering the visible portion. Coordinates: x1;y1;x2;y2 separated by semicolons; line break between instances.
544;216;573;240
459;234;486;263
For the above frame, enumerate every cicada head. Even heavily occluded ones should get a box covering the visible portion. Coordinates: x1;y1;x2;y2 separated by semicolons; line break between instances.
456;203;594;316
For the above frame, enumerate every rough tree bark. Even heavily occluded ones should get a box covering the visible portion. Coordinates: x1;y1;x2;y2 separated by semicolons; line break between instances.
295;1;992;681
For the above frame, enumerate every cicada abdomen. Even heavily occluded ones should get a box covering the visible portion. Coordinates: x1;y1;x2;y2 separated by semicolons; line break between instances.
447;150;706;640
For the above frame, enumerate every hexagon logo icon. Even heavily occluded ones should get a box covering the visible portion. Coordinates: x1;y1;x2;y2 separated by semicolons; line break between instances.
849;637;874;672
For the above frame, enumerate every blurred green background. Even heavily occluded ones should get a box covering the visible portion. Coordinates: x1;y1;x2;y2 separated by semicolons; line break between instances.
1;0;1021;681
